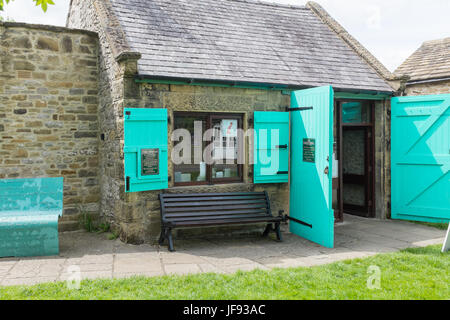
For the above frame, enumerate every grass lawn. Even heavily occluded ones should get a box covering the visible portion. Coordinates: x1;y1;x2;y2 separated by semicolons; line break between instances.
412;221;449;230
0;245;448;300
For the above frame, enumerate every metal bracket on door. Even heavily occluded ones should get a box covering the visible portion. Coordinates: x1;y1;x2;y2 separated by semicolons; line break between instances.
285;107;314;112
284;215;313;228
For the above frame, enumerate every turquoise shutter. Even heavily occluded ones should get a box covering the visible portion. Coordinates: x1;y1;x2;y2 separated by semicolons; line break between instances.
254;111;289;184
124;108;168;193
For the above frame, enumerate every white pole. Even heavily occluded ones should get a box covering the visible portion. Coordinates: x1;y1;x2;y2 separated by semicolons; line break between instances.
442;224;450;253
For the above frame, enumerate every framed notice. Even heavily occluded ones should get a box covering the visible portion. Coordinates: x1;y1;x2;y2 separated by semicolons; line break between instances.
303;139;316;163
221;119;238;138
141;148;159;176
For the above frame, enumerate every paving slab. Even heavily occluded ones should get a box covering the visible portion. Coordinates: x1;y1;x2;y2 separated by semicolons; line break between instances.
113;255;163;274
220;262;270;274
113;271;165;279
0;215;446;287
2;277;59;287
164;263;203;275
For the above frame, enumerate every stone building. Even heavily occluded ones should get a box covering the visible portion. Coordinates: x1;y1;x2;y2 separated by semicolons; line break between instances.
16;0;450;249
395;37;450;95
63;0;401;245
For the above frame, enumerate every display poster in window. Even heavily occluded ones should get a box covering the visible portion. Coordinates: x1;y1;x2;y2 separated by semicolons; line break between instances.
221;119;238;138
303;139;316;163
141;148;159;176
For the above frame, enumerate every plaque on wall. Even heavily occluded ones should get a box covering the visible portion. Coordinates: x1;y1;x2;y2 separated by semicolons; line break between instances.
303;139;316;163
141;148;159;176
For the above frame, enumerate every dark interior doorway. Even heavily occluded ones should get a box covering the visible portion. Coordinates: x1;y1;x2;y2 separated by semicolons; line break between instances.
333;100;375;221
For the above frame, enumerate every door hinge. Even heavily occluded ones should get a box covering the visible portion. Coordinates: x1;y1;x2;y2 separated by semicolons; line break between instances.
126;176;130;192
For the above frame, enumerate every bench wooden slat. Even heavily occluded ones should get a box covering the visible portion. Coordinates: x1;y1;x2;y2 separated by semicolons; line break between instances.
165;204;271;213
169;217;281;227
166;214;276;223
162;195;267;202
161;192;266;198
164;210;270;220
163;199;268;207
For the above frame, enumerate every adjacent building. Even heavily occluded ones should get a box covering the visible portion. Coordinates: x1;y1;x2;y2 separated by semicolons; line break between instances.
396;37;450;95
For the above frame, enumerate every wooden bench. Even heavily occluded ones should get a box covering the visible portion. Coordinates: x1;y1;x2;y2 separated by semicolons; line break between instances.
0;177;64;258
159;192;285;252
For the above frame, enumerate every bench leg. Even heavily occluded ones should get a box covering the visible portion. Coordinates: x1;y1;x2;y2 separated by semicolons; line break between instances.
159;227;166;245
275;222;283;242
262;223;272;237
166;228;175;252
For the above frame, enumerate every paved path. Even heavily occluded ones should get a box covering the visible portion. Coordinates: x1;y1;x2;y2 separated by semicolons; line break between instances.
0;215;445;287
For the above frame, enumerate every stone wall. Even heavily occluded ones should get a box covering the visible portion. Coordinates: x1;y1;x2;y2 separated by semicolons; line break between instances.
374;99;390;220
0;22;100;230
405;80;450;95
67;0;133;236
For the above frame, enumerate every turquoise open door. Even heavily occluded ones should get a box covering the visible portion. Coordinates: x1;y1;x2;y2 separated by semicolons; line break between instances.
391;94;450;223
289;86;334;248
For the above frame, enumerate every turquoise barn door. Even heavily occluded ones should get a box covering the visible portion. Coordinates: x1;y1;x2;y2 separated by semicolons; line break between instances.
124;108;169;192
254;111;290;184
289;86;334;248
391;95;450;223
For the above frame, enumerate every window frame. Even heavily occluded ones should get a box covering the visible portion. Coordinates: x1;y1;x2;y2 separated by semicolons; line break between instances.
173;112;244;187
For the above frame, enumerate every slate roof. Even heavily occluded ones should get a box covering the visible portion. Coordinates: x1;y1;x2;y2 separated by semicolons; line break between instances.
395;37;450;82
109;0;393;92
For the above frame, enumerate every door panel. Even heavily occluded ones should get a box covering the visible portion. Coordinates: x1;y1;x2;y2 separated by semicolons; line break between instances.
290;86;335;248
391;95;450;223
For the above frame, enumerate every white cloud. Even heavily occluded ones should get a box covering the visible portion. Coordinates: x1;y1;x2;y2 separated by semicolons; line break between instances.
1;0;449;72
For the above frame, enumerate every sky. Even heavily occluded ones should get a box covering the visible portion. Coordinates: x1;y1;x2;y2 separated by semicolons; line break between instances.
1;0;449;72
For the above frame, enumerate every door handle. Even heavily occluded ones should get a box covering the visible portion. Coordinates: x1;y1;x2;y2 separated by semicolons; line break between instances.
324;167;329;175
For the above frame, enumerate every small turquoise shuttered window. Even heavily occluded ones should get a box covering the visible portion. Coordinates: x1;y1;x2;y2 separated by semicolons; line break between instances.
254;111;289;184
124;108;168;192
